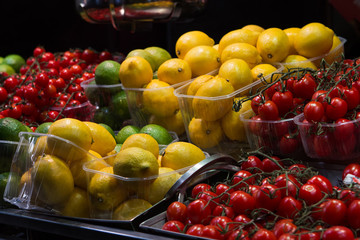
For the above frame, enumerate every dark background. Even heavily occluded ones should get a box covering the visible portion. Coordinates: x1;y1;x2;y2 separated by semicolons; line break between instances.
0;0;359;60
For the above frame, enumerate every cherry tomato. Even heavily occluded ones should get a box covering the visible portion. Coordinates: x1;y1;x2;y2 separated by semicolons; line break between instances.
212;204;235;219
8;104;22;119
325;97;348;121
81;49;98;64
186;199;212;224
318;199;347;225
241;155;263;173
339;189;359;206
59;68;73;81
67;83;82;94
202;225;224;240
313;133;334;158
186;224;204;237
0;87;8;103
272;90;293;116
265;82;281;99
258;100;279;120
307;175;333;194
191;183;211;198
334;118;355;140
33;46;45;57
347;199;360;229
342;86;360;110
70;64;83;76
342;163;360;180
214;183;234;203
322;226;354;240
254;184;282;211
210;216;237;232
273;219;297;238
4;77;19;92
311;90;329;110
99;50;113;62
298;183;323;205
276;196;302;219
274;174;301;198
293;73;317;99
262;156;284;172
303;101;324;123
288;164;307;173
231;170;255;190
252;228;277;240
279;133;300;156
251;95;263;114
228;190;255;215
197;191;220;210
162;220;185;233
166;201;187;222
22;102;37;116
226;229;250;240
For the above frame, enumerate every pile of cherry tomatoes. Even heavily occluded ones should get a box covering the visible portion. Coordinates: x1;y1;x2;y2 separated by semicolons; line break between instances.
0;46;125;130
162;153;360;240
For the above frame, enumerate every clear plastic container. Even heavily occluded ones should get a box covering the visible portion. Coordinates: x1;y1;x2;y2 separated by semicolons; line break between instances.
294;113;360;163
80;78;131;131
174;65;284;154
240;109;304;158
0;140;19;173
49;101;97;122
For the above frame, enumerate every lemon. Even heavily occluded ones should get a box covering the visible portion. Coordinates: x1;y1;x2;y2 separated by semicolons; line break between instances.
149;110;186;136
142;79;179;118
221;42;262;68
175;31;215;59
242;24;265;34
88;150;102;159
60;187;90;218
98;123;116;139
324;35;344;64
139;124;173;145
0;64;15;75
113;199;152;220
187;74;214;96
103;145;122;166
47;118;93;162
70;154;108;189
115;125;140;144
192;76;234;121
188;118;223;149
161;141;206;169
218;59;253;90
3;54;25;73
94;60;121;85
283;55;317;71
139;167;180;205
183;45;221;77
213;44;219;51
284;27;300;55
126;49;157;72
113;147;159;178
144;46;172;71
157;58;192;85
221;97;252;141
88;166;128;211
294;22;334;58
32;154;74;206
83;121;116;157
257;28;290;63
119;56;153;88
121;133;159;158
218;28;260;54
0;117;29;142
251;63;279;81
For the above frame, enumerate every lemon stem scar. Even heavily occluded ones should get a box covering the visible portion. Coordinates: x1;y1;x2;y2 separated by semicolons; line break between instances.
206;129;211;135
178;68;183;73
267;54;273;59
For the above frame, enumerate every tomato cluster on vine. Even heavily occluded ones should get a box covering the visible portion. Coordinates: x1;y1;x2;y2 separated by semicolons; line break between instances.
0;46;125;130
162;153;360;240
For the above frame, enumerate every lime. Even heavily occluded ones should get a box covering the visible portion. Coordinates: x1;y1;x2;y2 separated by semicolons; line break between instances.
111;91;130;121
114;143;122;152
0;64;15;75
93;107;117;130
144;46;172;71
3;54;25;73
98;123;116;139
0;172;10;206
35;122;53;134
126;49;157;72
0;117;29;142
94;60;121;85
0;57;3;64
115;125;140;144
139;124;173;145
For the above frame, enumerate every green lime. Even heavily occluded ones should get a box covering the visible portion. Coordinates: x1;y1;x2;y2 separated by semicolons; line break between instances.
111;91;130;121
3;54;25;73
114;143;122;153
93;107;117;129
35;122;53;134
0;117;29;142
0;64;15;75
115;125;140;144
140;124;173;145
126;49;157;72
144;46;172;71
95;60;121;85
0;57;3;64
0;172;10;206
99;123;116;139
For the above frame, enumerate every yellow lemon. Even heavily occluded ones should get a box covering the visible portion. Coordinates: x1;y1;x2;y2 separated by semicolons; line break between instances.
213;44;219;51
183;45;221;77
142;79;179;118
88;166;128;211
113;199;152;220
157;58;192;85
187;74;214;96
113;147;159;178
70;155;108;190
60;187;90;218
283;55;317;71
324;35;344;64
149;109;186;136
175;30;215;59
251;63;279;81
47;118;93;162
121;133;159;158
192;76;234;121
32;135;50;159
257;28;290;63
119;56;153;88
284;27;300;55
32;154;74;206
221;42;262;68
218;28;260;54
161;141;206;169
138;167;180;205
294;22;334;58
242;24;265;34
83;122;116;157
188;118;223;149
221;97;252;141
89;150;102;159
218;59;253;90
126;49;157;72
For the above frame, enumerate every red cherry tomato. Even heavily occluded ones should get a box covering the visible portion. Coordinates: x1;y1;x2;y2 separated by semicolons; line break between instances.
272;90;294;116
298;183;323;205
228;190;255;215
306;175;333;194
273;219;297;238
186;224;204;237
258;100;279;120
262;156;284;172
197;190;219;210
254;184;282;211
274;174;301;198
231;170;255;190
325;97;348;121
347;199;360;229
303;101;324;123
252;228;277;240
166;201;187;222
276;196;303;219
186;199;212;224
342;163;360;180
212;204;235;219
318;199;347;225
162;220;185;233
241;155;263;173
293;73;317;99
191;183;211;198
214;183;234;203
322;226;354;240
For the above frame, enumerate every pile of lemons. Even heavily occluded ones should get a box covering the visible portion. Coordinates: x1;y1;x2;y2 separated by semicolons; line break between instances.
19;118;205;220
